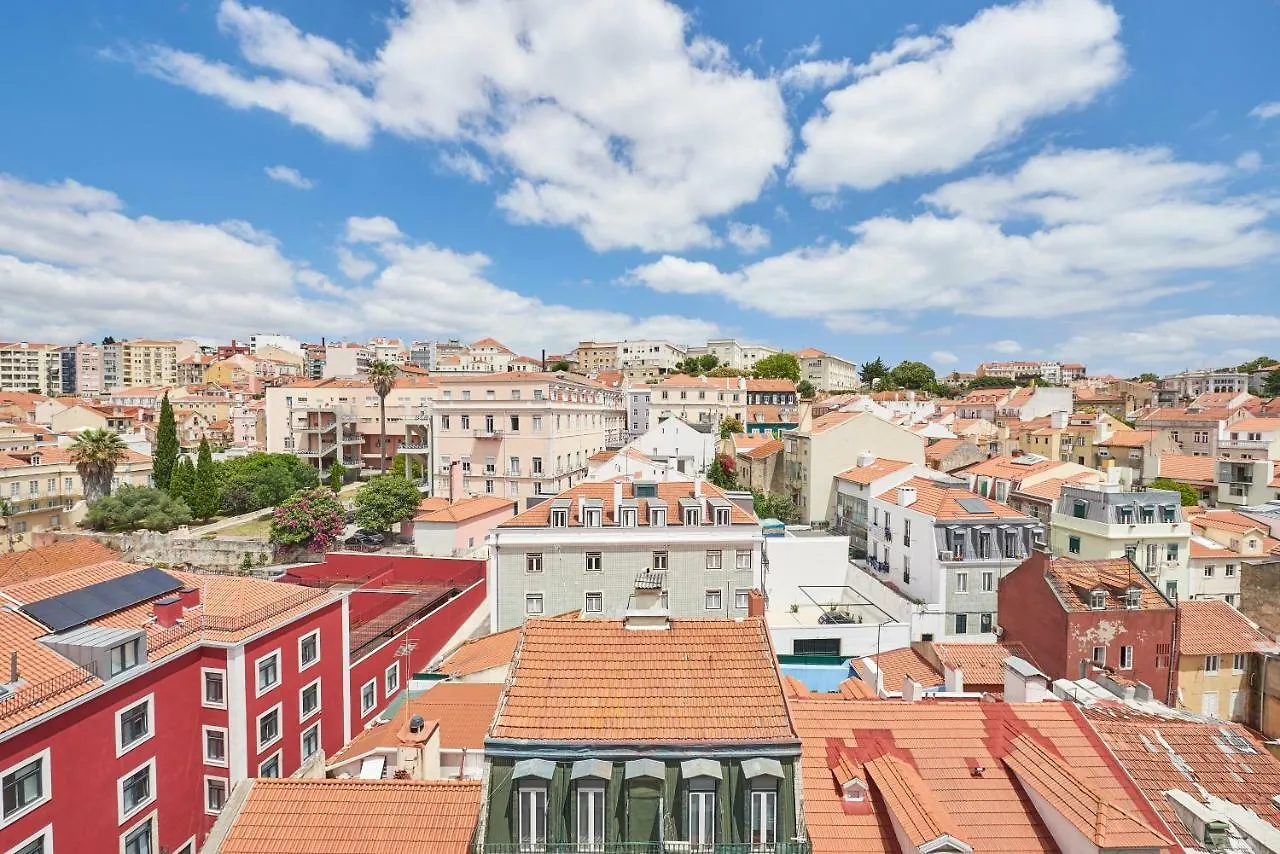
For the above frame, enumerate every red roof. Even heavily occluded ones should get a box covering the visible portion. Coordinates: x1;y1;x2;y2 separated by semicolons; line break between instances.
0;539;118;586
875;477;1031;520
1042;556;1172;613
414;495;515;524
1157;453;1215;483
1176;599;1274;656
835;458;912;485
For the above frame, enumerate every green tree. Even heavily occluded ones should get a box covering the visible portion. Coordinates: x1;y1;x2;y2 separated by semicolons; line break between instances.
69;428;129;504
1235;356;1276;374
752;490;800;524
549;360;572;372
153;393;178;491
216;452;319;515
190;438;219;519
1136;372;1160;384
83;485;192;532
859;357;888;385
752;353;801;381
696;354;720;373
796;379;815;399
169;456;196;508
887;360;937;391
1263;370;1280;398
354;475;421;533
968;375;1018;389
270;487;345;552
327;461;346;492
708;454;737;489
391;452;427;481
1149;478;1199;507
707;366;749;377
719;417;745;440
367;360;400;474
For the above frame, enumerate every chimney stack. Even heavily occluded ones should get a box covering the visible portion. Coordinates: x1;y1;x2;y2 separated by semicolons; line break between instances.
153;596;183;628
902;677;924;702
9;651;17;684
693;476;703;498
897;486;917;508
1050;410;1068;430
1003;657;1049;703
178;587;201;609
613;479;623;513
856;451;875;468
944;665;964;693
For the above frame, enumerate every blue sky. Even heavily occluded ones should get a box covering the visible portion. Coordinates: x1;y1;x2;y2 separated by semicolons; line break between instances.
1;0;1278;376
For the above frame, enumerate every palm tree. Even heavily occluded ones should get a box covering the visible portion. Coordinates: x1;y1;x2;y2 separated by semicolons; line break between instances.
366;360;400;475
70;428;129;504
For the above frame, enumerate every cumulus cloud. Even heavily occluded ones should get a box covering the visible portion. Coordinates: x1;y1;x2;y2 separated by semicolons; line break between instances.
336;246;377;280
1236;151;1262;171
990;339;1023;354
930;350;959;365
264;164;315;189
137;0;789;252
725;222;770;254
1250;102;1280;121
1053;315;1280;373
791;0;1125;192
439;150;491;183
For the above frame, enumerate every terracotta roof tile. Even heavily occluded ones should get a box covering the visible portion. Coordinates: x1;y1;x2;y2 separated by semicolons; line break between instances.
1137;407;1233;424
1042;556;1171;613
865;753;965;847
1224;416;1280;433
219;779;481;854
414;495;515;524
433;626;522;677
491;617;795;743
1097;430;1157;448
1157;453;1216;483
960;454;1069;482
1176;600;1275;656
834;458;912;485
1014;472;1102;503
933;641;1042;688
808;411;859;434
852;647;943;691
923;437;966;462
1189;537;1237;560
875;477;1032;520
331;683;502;760
746;378;797;392
0;539;118;586
742;438;784;459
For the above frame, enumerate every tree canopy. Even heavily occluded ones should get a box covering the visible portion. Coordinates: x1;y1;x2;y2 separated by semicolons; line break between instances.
548;359;572;372
674;354;721;376
1149;478;1199;507
153;393;178;492
354;474;421;533
1236;355;1276;373
1136;373;1160;383
270;488;345;552
216;453;320;516
1264;370;1280;398
753;491;800;524
83;486;192;533
968;375;1018;389
887;360;937;391
189;438;220;519
797;379;815;399
708;454;736;490
70;428;129;504
859;357;888;385
719;417;744;440
752;353;801;381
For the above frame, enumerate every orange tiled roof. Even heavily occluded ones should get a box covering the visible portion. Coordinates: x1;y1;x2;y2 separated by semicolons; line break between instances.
1137;407;1233;424
331;683;502;760
746;378;797;392
834;458;912;485
875;477;1031;520
852;647;943;691
491;617;795;743
1157;453;1215;483
1226;416;1280;433
218;779;481;854
1189;538;1237;560
434;626;522;677
0;539;118;586
790;700;1168;854
793;347;827;358
865;753;965;848
1188;509;1269;536
932;641;1042;688
1042;557;1171;613
1086;706;1280;849
587;449;616;463
414;495;514;524
500;480;756;528
961;454;1066;481
923;437;967;462
731;433;773;454
1097;430;1156;448
808;411;859;434
742;438;784;459
1014;472;1101;503
837;677;879;699
1176;600;1274;656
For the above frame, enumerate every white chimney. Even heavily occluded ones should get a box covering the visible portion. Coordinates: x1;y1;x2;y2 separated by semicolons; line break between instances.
693;477;703;498
897;486;917;508
856;451;875;468
943;665;964;693
577;495;586;520
1003;657;1049;703
1050;410;1068;430
613;479;623;510
902;677;924;702
859;658;885;696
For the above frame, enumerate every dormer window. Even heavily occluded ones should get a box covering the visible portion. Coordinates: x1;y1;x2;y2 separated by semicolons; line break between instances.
650;508;666;527
1126;588;1142;609
1090;590;1106;610
684;507;701;526
1140;505;1155;523
551;509;568;528
1116;505;1133;523
28;454;40;466
714;507;730;526
841;777;869;803
620;507;637;528
1160;505;1176;523
583;508;602;527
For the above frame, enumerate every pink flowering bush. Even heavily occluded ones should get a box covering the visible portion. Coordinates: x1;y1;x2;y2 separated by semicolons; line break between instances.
269;487;345;552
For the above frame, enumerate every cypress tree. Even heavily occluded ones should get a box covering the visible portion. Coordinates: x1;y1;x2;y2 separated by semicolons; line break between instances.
169;457;196;509
192;438;219;519
154;393;178;491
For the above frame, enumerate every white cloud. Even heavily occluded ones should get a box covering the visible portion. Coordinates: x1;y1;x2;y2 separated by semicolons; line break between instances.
439;150;491;183
1053;315;1280;373
264;164;315;189
631;147;1278;322
345;215;403;244
725;222;770;254
810;194;841;212
336;246;377;280
779;59;852;92
930;350;959;365
1236;151;1263;171
823;314;906;335
139;0;790;252
791;0;1125;192
990;339;1023;354
786;36;823;62
1250;102;1280;121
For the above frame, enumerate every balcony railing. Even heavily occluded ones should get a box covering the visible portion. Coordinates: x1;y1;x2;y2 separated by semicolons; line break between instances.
474;429;505;439
476;843;811;854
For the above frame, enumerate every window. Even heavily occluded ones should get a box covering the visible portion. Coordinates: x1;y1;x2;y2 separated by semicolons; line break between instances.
205;777;227;814
119;761;154;821
684;506;701;526
2;750;49;824
301;722;321;761
1166;581;1179;600
526;553;543;573
116;696;152;756
550;509;568;527
1092;646;1106;666
7;828;50;854
1166;543;1179;562
533;416;543;432
1068;535;1081;555
1225;593;1237;607
706;550;722;570
440;415;450;430
653;551;668;571
980;613;993;633
583;507;601;527
258;753;281;778
1205;655;1220;674
1090;590;1106;610
1233;653;1247;673
510;416;520;432
1204;564;1216;578
750;788;777;846
585;592;603;613
1072;499;1088;519
203;726;227;765
385;662;400;696
257;704;281;751
360;680;377;716
585;552;603;572
109;638;141;677
705;589;723;610
295;632;320;673
955;572;969;594
1225;564;1237;577
122;815;153;854
1156;642;1172;669
735;589;750;610
460;414;471;429
954;613;968;634
509;456;520;475
577;785;604;848
255;650;281;695
526;593;544;615
1119;645;1134;670
1161;505;1176;523
981;571;994;593
532;456;543;474
714;506;730;526
689;782;716;847
519;786;547;850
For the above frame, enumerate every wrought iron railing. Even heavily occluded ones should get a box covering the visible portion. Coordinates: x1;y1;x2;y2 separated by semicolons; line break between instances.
0;662;98;721
476;844;811;854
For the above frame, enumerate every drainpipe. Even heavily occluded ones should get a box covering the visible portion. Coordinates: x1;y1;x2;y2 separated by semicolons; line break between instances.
1166;601;1180;707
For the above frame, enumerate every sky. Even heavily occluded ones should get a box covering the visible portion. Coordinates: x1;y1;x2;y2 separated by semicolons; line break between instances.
1;0;1278;377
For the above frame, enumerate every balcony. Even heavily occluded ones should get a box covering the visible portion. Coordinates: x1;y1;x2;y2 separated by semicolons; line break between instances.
474;429;505;439
296;444;338;458
476;843;811;854
399;443;431;453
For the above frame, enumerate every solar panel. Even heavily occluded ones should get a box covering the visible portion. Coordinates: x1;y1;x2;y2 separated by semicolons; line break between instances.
21;567;183;633
956;497;994;514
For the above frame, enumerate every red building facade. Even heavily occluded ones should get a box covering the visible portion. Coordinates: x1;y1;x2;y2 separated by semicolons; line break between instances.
998;550;1177;702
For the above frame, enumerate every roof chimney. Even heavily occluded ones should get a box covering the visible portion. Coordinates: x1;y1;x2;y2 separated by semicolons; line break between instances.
693;476;703;498
613;479;623;511
152;595;183;628
897;486;917;508
1003;656;1049;703
944;665;964;693
624;574;670;631
1050;410;1068;429
178;586;201;609
856;451;875;468
902;676;924;702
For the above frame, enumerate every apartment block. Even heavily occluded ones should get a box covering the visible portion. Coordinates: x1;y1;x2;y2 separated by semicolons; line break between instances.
322;343;372;378
617;339;686;380
794;347;858;391
976;360;1083;386
1174;599;1275;721
102;342;123;391
574;340;621;374
0;343;61;395
247;333;303;357
58;343;103;396
650;375;749;429
120;339;191;388
487;478;762;631
624;386;652;440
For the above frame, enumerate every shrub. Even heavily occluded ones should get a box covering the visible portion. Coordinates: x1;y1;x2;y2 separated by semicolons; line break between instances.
269;488;345;552
83;486;193;533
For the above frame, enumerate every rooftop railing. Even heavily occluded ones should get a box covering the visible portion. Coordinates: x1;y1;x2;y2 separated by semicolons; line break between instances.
475;844;811;854
0;661;98;723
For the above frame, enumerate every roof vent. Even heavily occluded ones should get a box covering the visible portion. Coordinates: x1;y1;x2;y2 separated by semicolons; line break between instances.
856;451;875;468
409;714;426;734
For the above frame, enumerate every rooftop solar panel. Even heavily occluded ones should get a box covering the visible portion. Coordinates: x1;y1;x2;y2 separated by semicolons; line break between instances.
21;567;183;633
956;497;994;515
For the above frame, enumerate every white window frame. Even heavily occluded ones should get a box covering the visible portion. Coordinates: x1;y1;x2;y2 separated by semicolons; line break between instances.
577;784;605;848
299;677;322;722
117;757;156;825
297;629;320;672
525;593;544;616
254;649;282;697
360;679;378;716
526;553;543;573
300;721;322;762
652;550;668;571
734;589;750;610
4;825;52;854
119;811;156;854
705;589;723;610
750;788;777;846
1233;653;1247;674
584;591;603;613
0;748;51;828
1119;645;1134;671
256;702;283;752
736;550;752;570
1205;655;1220;674
585;552;603;572
115;694;154;758
956;572;969;594
172;835;194;854
706;550;722;570
203;776;228;816
200;667;227;709
518;785;548;849
257;751;282;778
1092;646;1106;666
689;783;716;848
202;725;228;767
981;571;994;593
385;662;401;698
